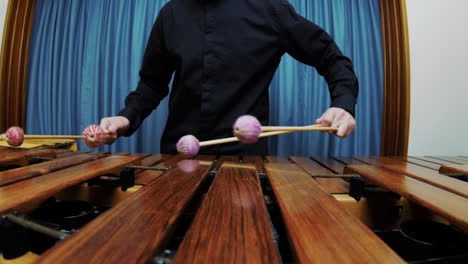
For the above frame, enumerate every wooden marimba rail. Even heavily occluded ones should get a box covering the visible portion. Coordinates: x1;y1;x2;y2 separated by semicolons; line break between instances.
0;146;467;263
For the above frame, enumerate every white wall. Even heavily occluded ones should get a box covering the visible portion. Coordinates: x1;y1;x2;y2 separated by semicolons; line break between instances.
406;0;468;156
0;0;8;47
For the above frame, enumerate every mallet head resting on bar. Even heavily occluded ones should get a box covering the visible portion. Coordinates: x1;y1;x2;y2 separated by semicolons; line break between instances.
233;115;262;143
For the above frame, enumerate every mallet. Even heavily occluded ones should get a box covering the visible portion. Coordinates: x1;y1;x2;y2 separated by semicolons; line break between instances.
1;125;112;148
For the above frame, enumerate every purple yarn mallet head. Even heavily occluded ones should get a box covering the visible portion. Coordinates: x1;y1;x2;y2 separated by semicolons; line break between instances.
176;135;200;157
233;115;262;143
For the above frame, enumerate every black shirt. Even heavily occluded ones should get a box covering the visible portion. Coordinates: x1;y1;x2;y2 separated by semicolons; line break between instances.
119;0;358;155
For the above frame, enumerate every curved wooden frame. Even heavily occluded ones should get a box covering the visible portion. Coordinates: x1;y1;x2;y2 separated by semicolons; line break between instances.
0;0;36;132
380;0;411;156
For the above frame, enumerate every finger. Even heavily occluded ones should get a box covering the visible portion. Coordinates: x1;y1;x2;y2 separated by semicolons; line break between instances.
344;120;356;138
100;120;116;137
106;123;119;134
104;129;118;140
336;122;348;138
329;115;344;136
322;112;335;127
104;137;117;145
100;118;111;129
331;110;347;128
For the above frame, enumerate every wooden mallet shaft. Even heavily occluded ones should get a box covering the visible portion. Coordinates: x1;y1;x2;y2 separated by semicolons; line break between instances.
23;135;85;139
261;124;338;132
199;125;331;147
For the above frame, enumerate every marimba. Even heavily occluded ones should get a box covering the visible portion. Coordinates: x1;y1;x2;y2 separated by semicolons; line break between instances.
0;146;467;263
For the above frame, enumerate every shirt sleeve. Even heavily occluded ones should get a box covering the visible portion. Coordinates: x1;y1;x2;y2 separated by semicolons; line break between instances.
118;7;174;136
275;0;359;116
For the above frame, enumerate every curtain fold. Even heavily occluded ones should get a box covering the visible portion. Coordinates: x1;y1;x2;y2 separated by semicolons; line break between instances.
27;0;167;153
379;0;411;156
269;0;383;156
27;0;383;156
0;0;36;132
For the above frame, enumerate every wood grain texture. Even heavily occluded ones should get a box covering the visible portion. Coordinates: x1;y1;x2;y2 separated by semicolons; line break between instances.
0;146;25;154
109;152;129;156
0;148;56;164
347;165;468;233
0;0;37;131
0;153;105;187
379;0;411;157
289;156;349;194
55;151;86;158
133;154;165;185
353;156;386;166
242;155;266;173
439;164;468;175
265;155;290;164
134;154;182;185
400;156;441;170
36;160;212;264
0;156;138;214
264;163;403;263
311;156;346;174
213;155;241;170
411;156;460;165
359;157;468;199
137;154;163;166
172;162;280;264
332;156;368;166
217;155;241;162
429;156;468;165
194;154;216;161
53;149;73;154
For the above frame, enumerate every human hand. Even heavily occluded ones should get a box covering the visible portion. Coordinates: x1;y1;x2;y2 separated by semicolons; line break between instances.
316;107;356;138
99;116;130;144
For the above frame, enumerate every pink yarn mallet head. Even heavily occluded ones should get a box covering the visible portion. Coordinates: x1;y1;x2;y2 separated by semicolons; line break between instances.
233;115;262;143
176;135;200;157
82;125;106;148
4;126;25;147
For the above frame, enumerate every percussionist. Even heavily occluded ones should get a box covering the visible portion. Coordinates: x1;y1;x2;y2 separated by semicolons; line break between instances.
99;0;358;155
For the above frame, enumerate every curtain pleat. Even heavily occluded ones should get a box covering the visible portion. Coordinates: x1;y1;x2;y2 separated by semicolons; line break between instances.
269;0;384;156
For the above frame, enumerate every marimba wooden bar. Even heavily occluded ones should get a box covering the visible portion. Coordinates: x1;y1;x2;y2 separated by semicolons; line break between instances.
289;156;349;193
0;147;467;263
0;153;105;187
440;164;468;175
264;162;404;263
353;156;468;198
36;160;212;264
172;162;281;264
0;156;139;215
0;148;56;165
346;165;468;233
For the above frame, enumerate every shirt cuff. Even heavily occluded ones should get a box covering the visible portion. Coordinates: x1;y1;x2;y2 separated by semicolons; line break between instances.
118;107;140;137
330;94;357;117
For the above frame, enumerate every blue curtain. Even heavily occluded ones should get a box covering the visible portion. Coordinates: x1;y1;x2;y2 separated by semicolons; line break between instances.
27;0;383;156
269;0;383;157
27;0;168;153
